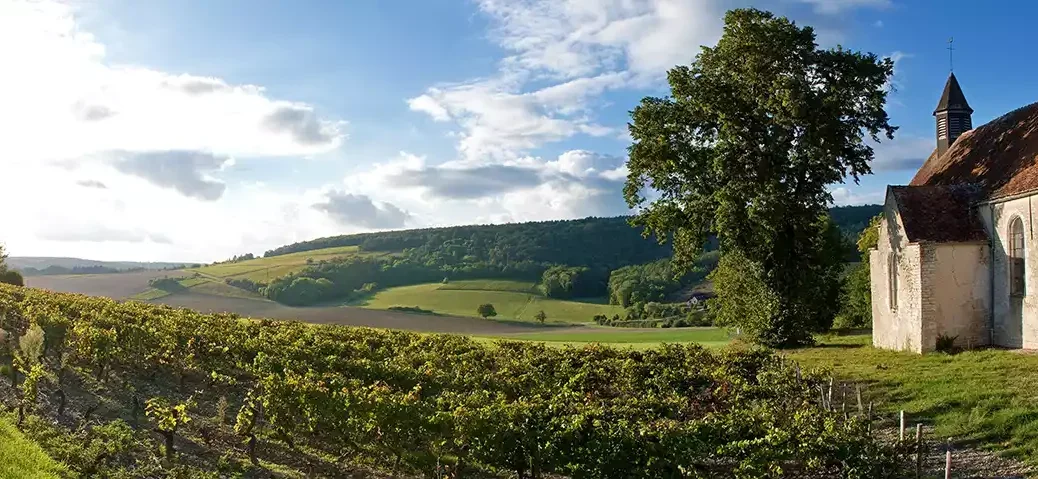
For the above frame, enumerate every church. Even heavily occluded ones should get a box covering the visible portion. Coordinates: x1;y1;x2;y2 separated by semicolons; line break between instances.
870;71;1038;352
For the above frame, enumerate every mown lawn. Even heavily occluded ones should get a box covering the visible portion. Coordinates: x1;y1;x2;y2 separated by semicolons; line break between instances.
360;281;626;323
0;415;67;479
788;333;1038;462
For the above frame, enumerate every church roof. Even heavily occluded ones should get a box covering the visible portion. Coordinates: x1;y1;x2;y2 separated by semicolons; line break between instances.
911;101;1038;200
934;72;973;114
889;184;987;243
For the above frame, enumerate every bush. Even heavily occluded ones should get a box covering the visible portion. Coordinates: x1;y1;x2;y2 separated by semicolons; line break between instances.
936;333;960;354
477;303;497;319
0;269;23;286
387;306;436;315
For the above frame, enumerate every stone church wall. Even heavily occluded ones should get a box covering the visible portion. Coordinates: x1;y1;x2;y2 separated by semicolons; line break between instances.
923;243;990;350
871;196;925;352
979;194;1038;348
871;244;923;352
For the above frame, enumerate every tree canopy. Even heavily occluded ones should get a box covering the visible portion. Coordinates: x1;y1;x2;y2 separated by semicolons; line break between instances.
0;244;23;287
624;9;895;347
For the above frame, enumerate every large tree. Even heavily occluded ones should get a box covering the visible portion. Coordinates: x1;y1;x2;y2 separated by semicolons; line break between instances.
623;9;895;347
0;244;23;287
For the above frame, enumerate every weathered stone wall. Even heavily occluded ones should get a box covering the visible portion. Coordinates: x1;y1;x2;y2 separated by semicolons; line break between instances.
978;195;1038;348
924;243;991;350
871;193;924;352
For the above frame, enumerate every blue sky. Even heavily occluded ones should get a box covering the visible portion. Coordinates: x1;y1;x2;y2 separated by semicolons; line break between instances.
2;0;1036;262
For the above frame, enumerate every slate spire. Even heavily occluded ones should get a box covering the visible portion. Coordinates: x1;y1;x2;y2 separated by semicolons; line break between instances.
934;72;973;157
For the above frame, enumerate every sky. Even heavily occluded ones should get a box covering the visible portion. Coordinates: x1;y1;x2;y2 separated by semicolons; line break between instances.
2;0;1037;263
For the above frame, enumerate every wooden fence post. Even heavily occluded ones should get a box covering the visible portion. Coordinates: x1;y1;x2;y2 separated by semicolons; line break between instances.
915;424;923;479
867;402;873;434
945;439;952;479
827;378;834;411
856;384;863;415
899;410;906;441
841;383;847;415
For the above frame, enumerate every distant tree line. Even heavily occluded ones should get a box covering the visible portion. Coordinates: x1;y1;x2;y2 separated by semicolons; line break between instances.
20;265;142;276
257;209;877;307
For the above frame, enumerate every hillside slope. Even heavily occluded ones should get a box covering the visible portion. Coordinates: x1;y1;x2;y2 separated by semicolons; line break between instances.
262;207;880;261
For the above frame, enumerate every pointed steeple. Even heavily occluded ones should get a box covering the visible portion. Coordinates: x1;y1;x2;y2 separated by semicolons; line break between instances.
934;73;973;157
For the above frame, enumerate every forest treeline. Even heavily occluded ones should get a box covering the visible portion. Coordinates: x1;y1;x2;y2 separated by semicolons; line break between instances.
256;207;879;306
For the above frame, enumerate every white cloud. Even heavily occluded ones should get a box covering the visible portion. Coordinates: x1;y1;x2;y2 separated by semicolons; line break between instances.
0;0;345;167
0;0;349;261
477;0;722;79
870;134;933;172
409;72;626;160
830;186;885;206
796;0;891;15
407;95;451;122
313;191;411;229
333;150;631;230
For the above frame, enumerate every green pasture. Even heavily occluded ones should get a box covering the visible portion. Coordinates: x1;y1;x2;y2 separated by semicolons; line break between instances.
480;327;733;349
360;280;625;323
187;245;373;282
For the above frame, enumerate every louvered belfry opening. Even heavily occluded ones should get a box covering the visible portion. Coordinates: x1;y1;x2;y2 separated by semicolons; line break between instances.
934;72;974;157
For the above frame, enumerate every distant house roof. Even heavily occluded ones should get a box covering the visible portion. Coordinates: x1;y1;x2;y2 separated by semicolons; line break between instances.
889;184;987;243
911;102;1038;200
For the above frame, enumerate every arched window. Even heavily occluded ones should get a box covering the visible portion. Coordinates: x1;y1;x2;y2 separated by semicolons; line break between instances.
1010;217;1026;296
889;253;899;311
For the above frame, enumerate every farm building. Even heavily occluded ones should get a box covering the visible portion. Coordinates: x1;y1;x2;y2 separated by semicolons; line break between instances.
871;71;1038;352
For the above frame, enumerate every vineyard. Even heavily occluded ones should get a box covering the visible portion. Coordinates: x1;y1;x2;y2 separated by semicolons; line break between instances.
0;283;904;478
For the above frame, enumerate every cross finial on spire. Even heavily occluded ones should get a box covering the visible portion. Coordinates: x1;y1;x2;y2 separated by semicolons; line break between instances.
948;37;954;72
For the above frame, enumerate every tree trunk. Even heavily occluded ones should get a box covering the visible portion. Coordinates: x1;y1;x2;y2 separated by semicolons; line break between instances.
164;430;175;459
56;389;66;416
248;434;258;465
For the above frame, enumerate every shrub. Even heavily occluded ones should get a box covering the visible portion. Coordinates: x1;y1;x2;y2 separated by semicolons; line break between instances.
477;303;497;319
936;333;960;354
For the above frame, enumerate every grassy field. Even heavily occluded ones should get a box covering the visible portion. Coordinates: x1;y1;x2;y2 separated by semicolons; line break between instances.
438;279;541;293
788;334;1038;462
0;415;67;479
187;245;374;282
482;327;732;349
360;280;625;323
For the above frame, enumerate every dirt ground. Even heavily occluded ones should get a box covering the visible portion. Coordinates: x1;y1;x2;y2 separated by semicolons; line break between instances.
25;272;565;335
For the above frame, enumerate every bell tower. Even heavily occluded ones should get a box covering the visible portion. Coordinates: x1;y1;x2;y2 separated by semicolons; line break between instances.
934;72;973;157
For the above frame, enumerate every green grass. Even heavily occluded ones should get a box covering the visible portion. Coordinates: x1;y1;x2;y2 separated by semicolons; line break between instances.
438;280;541;293
360;281;626;323
0;415;67;478
187;245;375;282
788;333;1038;462
189;279;263;299
130;288;170;301
480;327;732;349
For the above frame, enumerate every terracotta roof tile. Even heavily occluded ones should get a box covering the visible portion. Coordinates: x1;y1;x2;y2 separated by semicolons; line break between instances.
890;184;987;243
911;102;1038;199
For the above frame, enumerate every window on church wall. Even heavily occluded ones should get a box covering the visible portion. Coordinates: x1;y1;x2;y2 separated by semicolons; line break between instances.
1010;217;1026;296
937;117;948;140
889;253;899;311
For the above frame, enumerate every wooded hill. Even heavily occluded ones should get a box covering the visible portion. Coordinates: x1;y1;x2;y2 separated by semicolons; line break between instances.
266;205;881;262
255;206;880;306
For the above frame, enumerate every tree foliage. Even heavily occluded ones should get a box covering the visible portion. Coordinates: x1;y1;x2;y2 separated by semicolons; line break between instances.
838;214;883;329
0;244;22;286
477;303;497;319
624;9;895;347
